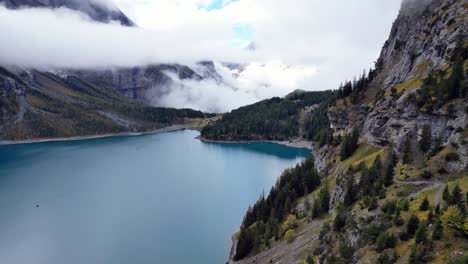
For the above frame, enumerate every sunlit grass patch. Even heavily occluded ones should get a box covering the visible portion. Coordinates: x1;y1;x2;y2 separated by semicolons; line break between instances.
396;238;413;256
384;78;423;97
338;143;385;170
396;163;421;180
447;175;468;192
386;183;428;200
413;60;433;75
395;78;423;93
446;21;461;33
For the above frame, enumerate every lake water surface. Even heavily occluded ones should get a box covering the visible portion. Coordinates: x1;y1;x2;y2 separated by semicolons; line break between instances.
0;130;310;264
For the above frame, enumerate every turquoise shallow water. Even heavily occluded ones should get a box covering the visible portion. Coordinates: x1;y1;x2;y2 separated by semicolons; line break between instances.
0;130;310;264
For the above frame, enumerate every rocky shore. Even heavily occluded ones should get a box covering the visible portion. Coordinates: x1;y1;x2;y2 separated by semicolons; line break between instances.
0;124;196;145
196;136;313;151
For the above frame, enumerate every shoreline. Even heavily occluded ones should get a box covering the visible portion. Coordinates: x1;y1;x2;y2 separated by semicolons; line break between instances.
0;124;197;146
0;126;313;152
196;135;313;151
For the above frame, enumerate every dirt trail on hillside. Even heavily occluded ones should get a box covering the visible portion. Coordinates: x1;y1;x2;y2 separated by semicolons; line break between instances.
394;178;446;205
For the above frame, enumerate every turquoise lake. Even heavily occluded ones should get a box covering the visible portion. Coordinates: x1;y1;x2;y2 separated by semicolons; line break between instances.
0;130;310;264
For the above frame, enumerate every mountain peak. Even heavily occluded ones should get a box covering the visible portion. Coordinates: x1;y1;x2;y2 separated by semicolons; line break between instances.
0;0;135;26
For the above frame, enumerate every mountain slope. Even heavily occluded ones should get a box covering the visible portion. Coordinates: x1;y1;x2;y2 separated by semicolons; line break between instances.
200;90;334;141
0;2;226;140
0;3;236;111
67;63;208;106
0;66;212;141
0;0;135;26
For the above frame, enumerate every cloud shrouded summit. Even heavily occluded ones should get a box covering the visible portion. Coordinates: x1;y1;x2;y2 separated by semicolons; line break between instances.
0;0;401;112
0;0;134;25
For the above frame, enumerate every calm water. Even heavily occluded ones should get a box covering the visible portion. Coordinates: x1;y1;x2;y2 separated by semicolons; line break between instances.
0;130;310;264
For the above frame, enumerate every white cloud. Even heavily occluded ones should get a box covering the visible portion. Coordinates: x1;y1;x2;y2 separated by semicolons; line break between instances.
0;0;402;110
113;0;401;90
156;61;318;113
0;5;250;68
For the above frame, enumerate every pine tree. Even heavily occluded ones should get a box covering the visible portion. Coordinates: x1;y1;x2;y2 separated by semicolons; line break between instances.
350;128;360;154
402;199;410;211
452;184;465;213
319;183;330;214
443;185;452;204
434;204;440;215
450;34;468;62
447;55;464;99
441;205;464;232
419;196;430;211
407;214;420;237
419;125;432;153
408;244;419;264
415;222;427;244
402;135;413;164
359;163;372;194
340;128;360;160
384;152;397;187
427;210;434;223
235;227;254;260
343;175;357;206
432;220;443;240
312;197;321;218
368;196;378;211
441;36;466;101
430;137;442;156
372;155;383;176
340;135;350;160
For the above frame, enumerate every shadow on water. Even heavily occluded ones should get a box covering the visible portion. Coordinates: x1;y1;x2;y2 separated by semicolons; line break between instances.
0;131;166;165
201;141;311;159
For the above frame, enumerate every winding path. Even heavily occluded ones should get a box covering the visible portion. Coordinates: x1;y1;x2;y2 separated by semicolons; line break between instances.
394;178;446;206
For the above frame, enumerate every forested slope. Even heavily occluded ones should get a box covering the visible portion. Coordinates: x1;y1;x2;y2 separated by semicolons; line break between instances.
200;91;334;141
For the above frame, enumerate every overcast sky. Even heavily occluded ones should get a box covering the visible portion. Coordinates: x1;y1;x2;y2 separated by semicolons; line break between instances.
0;0;402;111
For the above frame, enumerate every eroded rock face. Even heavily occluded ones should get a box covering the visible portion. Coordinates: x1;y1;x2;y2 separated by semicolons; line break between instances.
0;68;28;126
1;76;26;97
379;0;465;86
328;0;467;174
312;144;338;175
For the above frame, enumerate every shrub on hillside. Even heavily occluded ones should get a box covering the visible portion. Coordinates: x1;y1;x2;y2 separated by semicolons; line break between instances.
284;229;296;242
376;232;397;252
445;152;460;161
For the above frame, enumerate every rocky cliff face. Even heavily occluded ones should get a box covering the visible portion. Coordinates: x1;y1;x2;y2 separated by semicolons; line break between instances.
379;0;464;86
327;0;467;172
0;67;27;127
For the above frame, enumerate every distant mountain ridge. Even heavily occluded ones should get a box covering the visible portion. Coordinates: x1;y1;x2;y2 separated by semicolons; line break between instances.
0;0;135;26
0;66;212;141
0;1;232;140
0;1;228;140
